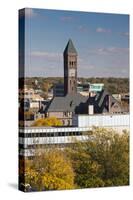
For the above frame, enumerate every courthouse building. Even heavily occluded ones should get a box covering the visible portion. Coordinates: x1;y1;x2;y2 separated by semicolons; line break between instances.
19;39;129;158
44;39;123;125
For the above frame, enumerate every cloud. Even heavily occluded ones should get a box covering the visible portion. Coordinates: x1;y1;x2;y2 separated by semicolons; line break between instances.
121;69;128;74
99;47;129;54
60;16;74;22
96;27;111;33
31;51;62;61
120;32;129;37
78;64;95;76
77;25;89;33
25;64;63;77
88;47;129;56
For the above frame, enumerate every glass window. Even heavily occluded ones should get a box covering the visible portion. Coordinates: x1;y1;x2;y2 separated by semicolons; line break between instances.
62;132;65;136
58;132;62;136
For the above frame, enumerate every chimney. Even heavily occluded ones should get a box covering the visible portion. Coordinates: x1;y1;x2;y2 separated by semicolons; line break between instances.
88;105;94;115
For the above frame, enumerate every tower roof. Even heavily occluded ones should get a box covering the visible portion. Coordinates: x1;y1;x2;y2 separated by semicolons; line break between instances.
64;39;77;55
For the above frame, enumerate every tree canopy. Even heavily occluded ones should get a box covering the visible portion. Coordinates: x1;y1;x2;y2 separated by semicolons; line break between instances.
20;149;75;191
24;77;129;94
19;127;129;191
66;128;129;188
31;116;63;127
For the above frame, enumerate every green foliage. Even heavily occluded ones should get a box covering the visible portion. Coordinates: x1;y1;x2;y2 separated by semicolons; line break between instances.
31;117;63;127
86;77;129;94
65;127;129;188
24;77;129;94
66;142;104;188
85;128;129;186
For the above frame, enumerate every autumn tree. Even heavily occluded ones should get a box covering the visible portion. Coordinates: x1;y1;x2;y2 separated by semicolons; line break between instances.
66;142;104;188
19;127;129;191
22;149;75;191
24;110;34;120
31;116;63;127
39;81;53;100
24;77;129;94
85;127;129;186
65;127;129;188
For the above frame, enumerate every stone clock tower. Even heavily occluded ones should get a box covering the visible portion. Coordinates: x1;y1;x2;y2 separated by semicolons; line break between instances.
63;39;77;96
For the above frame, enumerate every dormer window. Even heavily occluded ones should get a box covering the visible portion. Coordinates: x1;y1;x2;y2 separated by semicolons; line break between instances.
70;100;73;107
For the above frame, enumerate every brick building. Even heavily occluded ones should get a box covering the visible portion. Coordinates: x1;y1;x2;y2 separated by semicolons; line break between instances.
44;39;123;125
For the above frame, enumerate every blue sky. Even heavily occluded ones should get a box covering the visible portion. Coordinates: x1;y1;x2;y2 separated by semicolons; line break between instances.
24;8;129;78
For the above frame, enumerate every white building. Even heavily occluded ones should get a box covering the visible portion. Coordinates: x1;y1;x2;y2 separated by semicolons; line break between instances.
19;113;129;157
19;86;44;111
72;113;129;129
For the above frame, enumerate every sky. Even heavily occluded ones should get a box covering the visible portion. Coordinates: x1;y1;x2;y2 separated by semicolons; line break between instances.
22;8;129;78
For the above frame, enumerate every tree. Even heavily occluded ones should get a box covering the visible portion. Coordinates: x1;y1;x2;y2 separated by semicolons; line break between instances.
65;142;104;188
19;127;129;191
31;116;63;127
42;82;49;93
24;110;34;120
23;149;75;191
65;127;129;188
85;127;129;186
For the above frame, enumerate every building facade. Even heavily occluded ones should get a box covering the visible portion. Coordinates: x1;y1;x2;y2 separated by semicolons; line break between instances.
44;39;126;125
19;113;129;157
19;39;129;159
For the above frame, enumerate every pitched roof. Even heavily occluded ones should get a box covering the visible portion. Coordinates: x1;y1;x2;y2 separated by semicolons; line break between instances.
64;39;77;55
94;89;121;113
44;89;123;114
45;93;88;113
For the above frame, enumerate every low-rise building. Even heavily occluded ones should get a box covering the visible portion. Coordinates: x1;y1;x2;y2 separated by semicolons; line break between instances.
19;113;129;157
45;89;125;126
19;86;44;111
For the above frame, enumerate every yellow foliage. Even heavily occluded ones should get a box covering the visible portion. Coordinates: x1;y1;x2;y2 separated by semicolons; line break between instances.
19;127;129;191
23;149;75;191
32;116;62;127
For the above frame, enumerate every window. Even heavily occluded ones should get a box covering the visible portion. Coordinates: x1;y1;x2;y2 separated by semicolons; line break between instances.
68;120;71;126
50;133;54;137
58;132;62;136
62;132;65;136
70;100;73;107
